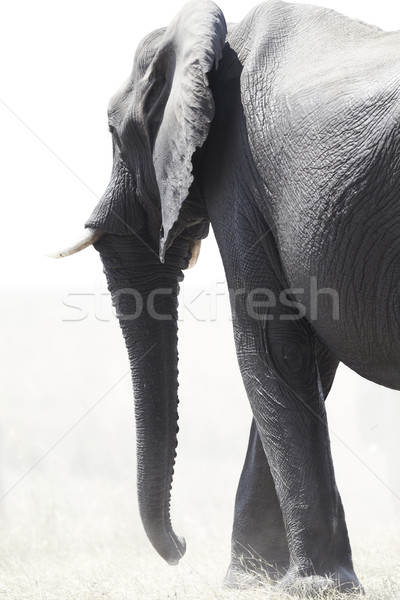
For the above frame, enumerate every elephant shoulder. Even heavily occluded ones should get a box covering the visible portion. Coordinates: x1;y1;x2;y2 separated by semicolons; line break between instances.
233;0;400;166
233;1;399;101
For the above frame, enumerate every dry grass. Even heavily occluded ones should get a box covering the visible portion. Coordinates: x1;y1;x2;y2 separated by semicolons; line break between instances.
0;537;399;599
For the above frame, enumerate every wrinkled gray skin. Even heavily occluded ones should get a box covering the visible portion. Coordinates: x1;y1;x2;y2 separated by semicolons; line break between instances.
85;0;400;593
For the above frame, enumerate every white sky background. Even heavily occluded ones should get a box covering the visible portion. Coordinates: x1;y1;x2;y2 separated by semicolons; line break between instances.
1;0;400;289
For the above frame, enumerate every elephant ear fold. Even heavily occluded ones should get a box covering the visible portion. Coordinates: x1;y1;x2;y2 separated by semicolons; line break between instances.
141;0;227;260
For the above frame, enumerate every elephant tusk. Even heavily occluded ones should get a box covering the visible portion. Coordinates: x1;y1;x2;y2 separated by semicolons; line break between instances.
188;239;201;269
46;228;103;258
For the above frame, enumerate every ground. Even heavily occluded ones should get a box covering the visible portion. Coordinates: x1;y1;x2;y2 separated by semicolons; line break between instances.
0;537;399;599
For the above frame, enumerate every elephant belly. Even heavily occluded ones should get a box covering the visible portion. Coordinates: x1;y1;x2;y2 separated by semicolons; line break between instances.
279;219;400;391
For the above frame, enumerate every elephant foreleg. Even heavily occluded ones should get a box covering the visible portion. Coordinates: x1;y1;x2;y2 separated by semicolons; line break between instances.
225;418;290;586
209;201;359;592
226;344;340;587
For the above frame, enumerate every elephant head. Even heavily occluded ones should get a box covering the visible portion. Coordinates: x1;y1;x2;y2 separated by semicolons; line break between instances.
54;1;227;565
87;0;226;259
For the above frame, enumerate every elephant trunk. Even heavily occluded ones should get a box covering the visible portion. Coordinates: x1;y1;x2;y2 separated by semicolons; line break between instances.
95;233;187;565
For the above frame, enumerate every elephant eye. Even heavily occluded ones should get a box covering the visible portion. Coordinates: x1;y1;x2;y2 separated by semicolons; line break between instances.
108;124;115;134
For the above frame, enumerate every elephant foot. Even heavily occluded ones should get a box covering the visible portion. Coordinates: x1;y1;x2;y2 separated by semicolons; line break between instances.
278;566;363;596
224;557;287;589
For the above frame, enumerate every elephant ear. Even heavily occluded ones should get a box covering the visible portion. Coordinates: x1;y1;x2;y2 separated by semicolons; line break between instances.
139;0;227;260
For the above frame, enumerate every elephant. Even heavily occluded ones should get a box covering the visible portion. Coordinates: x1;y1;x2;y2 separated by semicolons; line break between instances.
52;0;400;593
